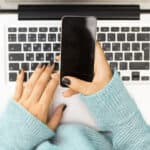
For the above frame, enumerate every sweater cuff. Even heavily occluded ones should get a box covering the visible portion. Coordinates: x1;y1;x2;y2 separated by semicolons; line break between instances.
0;100;55;149
80;71;139;130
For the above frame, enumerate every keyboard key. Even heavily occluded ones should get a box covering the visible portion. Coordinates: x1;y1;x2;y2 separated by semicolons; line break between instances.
112;43;120;51
33;44;41;51
38;34;46;42
121;27;129;32
132;43;140;51
36;53;44;61
127;33;135;41
108;33;115;41
97;33;105;41
53;43;60;51
132;72;140;80
23;44;32;51
96;27;99;32
48;34;56;41
141;76;149;81
125;53;132;60
39;27;48;32
111;27;119;32
9;44;21;51
9;54;24;61
49;27;58;32
21;63;29;71
115;53;123;60
122;43;130;51
105;53;113;61
142;43;150;60
9;73;17;81
46;53;54;61
28;34;36;42
19;27;27;32
18;34;26;42
8;34;16;42
31;63;38;70
26;53;34;61
8;27;17;32
102;43;111;51
110;62;118;70
101;27;109;32
137;33;150;41
43;44;51;51
142;27;150;32
134;53;142;60
122;76;130;81
129;62;149;70
29;27;37;32
58;33;61;41
131;27;140;32
120;62;127;70
9;63;19;71
117;33;125;41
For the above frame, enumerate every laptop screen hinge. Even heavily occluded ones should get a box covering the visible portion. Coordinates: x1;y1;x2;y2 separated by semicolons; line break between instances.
18;5;140;20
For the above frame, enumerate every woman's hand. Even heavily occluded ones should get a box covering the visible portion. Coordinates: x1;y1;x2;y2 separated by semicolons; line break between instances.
62;41;112;96
13;63;66;131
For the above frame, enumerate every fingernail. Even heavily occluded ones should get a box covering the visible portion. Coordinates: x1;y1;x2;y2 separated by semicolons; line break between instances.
50;61;54;66
62;104;67;112
38;63;43;68
62;78;71;86
18;69;22;74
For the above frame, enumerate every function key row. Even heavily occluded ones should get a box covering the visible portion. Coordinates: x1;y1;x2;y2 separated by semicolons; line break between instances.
97;27;150;32
8;27;60;33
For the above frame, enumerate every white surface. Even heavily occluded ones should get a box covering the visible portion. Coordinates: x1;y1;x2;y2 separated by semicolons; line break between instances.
0;0;150;9
0;14;150;130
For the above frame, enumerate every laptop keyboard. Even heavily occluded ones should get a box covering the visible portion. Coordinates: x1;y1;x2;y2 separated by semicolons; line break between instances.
7;26;150;82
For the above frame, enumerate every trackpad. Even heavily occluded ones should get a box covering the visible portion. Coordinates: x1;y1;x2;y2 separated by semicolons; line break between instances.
50;85;97;129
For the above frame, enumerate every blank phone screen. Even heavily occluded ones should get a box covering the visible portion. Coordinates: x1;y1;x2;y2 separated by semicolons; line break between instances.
60;16;97;87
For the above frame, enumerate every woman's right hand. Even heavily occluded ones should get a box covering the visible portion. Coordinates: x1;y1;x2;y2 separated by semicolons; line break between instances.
62;41;112;96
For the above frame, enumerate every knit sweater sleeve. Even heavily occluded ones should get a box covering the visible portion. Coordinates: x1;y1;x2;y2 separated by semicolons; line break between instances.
80;71;150;149
0;100;55;150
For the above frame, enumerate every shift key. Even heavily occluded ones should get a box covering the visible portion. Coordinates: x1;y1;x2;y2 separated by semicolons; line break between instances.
9;53;24;61
130;62;149;70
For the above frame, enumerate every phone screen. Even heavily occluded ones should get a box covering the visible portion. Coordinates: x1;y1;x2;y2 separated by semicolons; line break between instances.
60;16;97;87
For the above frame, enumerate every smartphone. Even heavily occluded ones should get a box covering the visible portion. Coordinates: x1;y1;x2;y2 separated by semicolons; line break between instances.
60;16;97;87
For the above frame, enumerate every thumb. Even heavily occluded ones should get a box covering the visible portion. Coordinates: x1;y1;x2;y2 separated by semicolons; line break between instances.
48;104;67;131
62;76;91;95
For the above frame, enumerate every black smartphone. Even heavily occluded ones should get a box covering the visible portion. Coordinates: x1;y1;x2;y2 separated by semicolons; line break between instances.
60;16;97;87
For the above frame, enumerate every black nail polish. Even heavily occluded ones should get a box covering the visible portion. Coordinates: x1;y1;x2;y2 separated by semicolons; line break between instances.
62;105;67;112
62;78;71;86
19;69;22;74
50;61;54;66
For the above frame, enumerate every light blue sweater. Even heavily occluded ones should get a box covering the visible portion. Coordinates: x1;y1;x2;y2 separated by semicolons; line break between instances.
0;72;150;150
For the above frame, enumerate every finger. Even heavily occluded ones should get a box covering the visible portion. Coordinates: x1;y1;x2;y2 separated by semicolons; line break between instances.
20;64;45;101
93;41;111;81
62;76;91;95
29;63;54;103
13;69;24;101
63;88;78;97
55;55;61;61
39;77;59;111
48;104;67;131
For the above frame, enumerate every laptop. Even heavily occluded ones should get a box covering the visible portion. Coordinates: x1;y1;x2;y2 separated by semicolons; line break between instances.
0;0;149;129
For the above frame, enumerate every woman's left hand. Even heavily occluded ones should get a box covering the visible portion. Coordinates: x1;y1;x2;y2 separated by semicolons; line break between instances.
13;63;66;131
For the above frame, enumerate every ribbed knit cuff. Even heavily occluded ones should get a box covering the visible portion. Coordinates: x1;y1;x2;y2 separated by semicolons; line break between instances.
0;100;55;149
80;71;139;130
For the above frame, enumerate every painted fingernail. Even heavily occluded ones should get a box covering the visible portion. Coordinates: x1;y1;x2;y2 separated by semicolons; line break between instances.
62;104;67;112
18;69;22;74
62;78;71;86
50;61;54;66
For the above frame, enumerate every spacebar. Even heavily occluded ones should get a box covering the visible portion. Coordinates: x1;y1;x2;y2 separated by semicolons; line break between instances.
130;62;149;70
